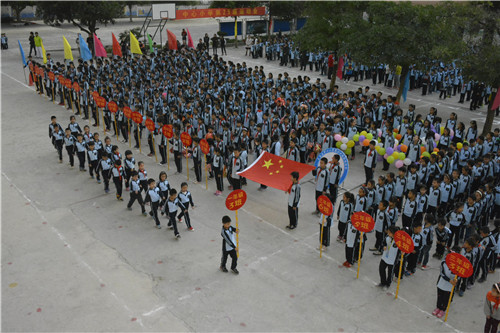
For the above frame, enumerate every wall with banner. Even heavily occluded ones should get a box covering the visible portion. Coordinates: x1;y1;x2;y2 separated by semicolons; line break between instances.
273;18;307;33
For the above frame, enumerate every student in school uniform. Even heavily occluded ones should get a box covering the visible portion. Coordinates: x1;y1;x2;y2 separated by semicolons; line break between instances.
313;157;329;215
418;214;435;270
328;154;342;202
370;200;389;255
68;115;82;137
172;131;183;174
137;161;148;194
364;141;377;185
166;188;181;238
177;182;195;231
111;159;125;201
157;171;170;213
386;197;399;228
415;185;428;226
427;178;441;219
354;187;367;213
127;171;147;216
483;282;500;333
220;215;239;274
401;190;418;229
192;138;202;183
212;147;224;196
63;128;76;168
75;134;87;172
124;150;135;191
319;207;334;252
86;141;99;180
230;146;244;190
457;237;476;297
446;203;465;248
52;124;64;163
378;226;400;291
433;246;459;319
438;174;453;217
145;178;162;229
337;192;354;242
343;219;360;268
434;219;451;259
96;153;112;193
405;224;423;276
287;171;301;230
478;226;496;283
49;116;62;149
394;168;407;209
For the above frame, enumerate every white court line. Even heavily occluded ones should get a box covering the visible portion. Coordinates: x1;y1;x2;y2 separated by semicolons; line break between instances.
1;70;36;90
2;172;145;328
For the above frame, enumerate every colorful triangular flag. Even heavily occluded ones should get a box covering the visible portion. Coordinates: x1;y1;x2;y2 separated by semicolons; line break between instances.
130;32;142;55
17;40;27;66
79;34;92;61
41;40;47;64
93;33;107;57
147;34;154;53
187;29;194;48
166;29;177;50
111;33;122;57
62;36;73;61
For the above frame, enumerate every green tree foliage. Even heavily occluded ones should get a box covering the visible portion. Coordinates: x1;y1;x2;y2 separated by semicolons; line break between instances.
210;1;259;9
36;1;125;36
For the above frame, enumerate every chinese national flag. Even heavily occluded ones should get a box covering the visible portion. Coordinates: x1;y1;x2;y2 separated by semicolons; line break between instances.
237;152;315;191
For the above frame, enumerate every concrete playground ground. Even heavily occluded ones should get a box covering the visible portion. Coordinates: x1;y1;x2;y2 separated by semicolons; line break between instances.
1;18;497;332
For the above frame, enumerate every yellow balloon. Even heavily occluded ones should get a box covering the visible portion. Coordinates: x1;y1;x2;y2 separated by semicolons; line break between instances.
347;140;355;148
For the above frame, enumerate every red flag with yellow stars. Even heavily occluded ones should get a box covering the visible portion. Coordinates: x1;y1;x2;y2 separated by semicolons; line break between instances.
237;152;315;191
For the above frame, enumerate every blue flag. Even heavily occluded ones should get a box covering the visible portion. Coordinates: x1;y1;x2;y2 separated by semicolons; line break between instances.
402;71;410;102
79;34;92;61
18;40;27;66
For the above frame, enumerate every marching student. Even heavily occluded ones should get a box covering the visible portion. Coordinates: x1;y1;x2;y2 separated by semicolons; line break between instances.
364;140;377;185
433;246;460;319
52;124;64;163
111;145;122;163
418;214;435;270
75;134;87;172
86;141;99;180
177;182;195;231
447;203;465;248
96;152;112;193
157;171;170;213
124;150;135;191
49;115;62;149
415;185;429;226
478;226;496;283
137;161;148;193
126;171;147;216
313;157;329;215
371;200;389;255
63;128;76;168
145;178;162;229
172;131;183;174
337;192;354;242
111;159;125;201
166;188;181;238
427;178;441;219
287;171;301;230
378;225;400;291
220;215;239;274
68;115;82;137
212;147;224;196
401;190;418;229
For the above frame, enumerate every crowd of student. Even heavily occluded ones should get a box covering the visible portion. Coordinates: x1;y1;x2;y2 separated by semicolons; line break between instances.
27;36;500;327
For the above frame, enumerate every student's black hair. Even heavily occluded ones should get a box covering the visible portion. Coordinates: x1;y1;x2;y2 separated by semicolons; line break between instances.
437;218;447;226
387;225;399;235
147;178;155;185
480;226;490;235
291;171;299;180
407;189;416;197
388;196;397;204
88;141;95;146
222;215;231;224
51;115;57;120
70;115;75;120
159;171;167;179
125;150;132;156
320;157;328;164
131;171;138;177
451;246;461;253
170;188;177;195
380;200;388;208
138;161;144;166
111;145;119;153
424;214;435;225
181;182;188;188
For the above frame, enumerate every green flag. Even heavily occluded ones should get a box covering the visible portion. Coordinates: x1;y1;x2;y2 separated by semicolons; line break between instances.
147;34;154;53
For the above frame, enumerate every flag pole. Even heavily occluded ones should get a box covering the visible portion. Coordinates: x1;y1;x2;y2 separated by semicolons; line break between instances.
395;253;405;299
166;140;170;170
205;154;208;190
319;214;325;258
356;232;364;279
21;65;27;84
128;119;131;148
444;276;457;322
235;209;239;257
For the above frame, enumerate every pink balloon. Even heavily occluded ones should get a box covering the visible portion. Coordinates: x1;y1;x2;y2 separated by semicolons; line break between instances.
395;160;404;168
384;153;388;159
334;134;342;142
434;133;441;141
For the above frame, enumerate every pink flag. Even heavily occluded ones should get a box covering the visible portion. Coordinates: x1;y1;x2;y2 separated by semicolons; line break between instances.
336;56;344;80
187;29;194;48
492;86;500;110
93;33;107;57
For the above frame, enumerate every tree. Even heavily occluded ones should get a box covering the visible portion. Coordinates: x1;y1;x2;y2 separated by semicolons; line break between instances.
3;1;34;22
118;28;143;44
268;1;305;34
295;2;364;89
209;1;259;9
36;2;125;36
448;1;500;135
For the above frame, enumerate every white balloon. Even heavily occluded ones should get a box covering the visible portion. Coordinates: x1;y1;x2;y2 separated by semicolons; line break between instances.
377;142;384;147
341;137;348;144
340;143;347;151
394;139;399;146
404;158;411;166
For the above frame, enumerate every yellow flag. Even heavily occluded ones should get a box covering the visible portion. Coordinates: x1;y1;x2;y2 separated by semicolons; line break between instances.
130;32;142;55
63;36;73;61
234;18;237;40
41;40;47;64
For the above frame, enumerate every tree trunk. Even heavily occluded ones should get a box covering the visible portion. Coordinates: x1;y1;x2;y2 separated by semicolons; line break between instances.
15;9;21;22
395;65;410;104
482;98;495;136
128;4;133;22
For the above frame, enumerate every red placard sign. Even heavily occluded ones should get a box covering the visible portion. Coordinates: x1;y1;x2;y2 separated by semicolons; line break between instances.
317;195;333;216
351;211;375;233
225;189;247;211
108;101;118;113
394;230;415;254
145;118;155;132
131;111;143;124
34;65;39;74
96;96;107;108
73;82;80;92
180;132;192;147
200;139;210;155
65;79;72;89
162;124;173;138
29;63;34;71
92;91;99;100
123;106;132;119
48;71;55;82
445;253;473;278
